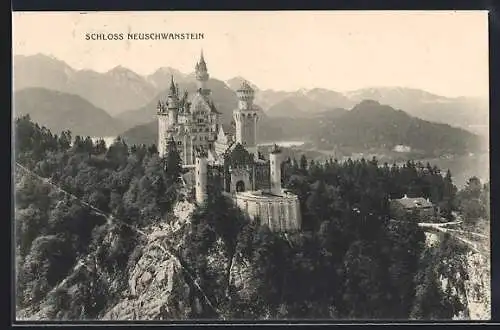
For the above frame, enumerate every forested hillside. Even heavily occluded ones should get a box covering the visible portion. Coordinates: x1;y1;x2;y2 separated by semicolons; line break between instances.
14;116;489;320
312;100;482;156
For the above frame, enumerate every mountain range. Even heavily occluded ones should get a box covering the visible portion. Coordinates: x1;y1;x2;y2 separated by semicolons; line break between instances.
12;54;488;154
13;87;124;137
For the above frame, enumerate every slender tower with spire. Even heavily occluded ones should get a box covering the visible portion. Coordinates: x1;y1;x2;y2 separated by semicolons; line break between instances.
167;75;179;127
157;75;180;158
195;50;210;96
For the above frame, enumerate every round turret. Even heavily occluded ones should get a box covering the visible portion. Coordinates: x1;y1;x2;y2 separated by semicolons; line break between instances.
195;151;208;205
269;144;283;195
237;80;255;103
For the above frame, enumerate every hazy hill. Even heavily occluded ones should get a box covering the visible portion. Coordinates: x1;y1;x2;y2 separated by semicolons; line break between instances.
346;87;489;133
253;89;292;110
265;98;313;118
251;84;487;134
146;67;188;90
13;54;158;116
254;88;351;114
13;88;124;137
13;54;74;92
313;100;482;156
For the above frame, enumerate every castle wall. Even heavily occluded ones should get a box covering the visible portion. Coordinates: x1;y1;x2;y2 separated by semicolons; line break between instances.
229;168;252;193
254;164;271;190
231;191;301;232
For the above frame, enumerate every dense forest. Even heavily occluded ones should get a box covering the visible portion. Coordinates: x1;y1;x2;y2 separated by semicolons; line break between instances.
14;115;489;320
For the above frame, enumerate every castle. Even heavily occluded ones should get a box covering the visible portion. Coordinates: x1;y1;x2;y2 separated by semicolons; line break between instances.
157;51;301;232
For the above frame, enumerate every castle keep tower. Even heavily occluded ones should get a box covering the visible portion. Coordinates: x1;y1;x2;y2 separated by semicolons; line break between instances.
157;76;180;158
195;50;210;96
195;151;208;205
269;144;282;195
167;76;179;127
233;80;259;158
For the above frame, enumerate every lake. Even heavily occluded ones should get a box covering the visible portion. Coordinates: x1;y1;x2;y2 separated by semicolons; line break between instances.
384;153;489;189
91;136;118;147
259;141;306;148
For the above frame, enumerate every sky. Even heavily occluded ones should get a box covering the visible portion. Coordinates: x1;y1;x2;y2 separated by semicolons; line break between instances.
12;11;489;97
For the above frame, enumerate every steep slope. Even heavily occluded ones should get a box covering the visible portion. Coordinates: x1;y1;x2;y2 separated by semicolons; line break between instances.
13;54;76;92
313;100;481;156
304;88;353;109
74;66;157;115
13;54;158;115
13;88;123;136
259;89;352;117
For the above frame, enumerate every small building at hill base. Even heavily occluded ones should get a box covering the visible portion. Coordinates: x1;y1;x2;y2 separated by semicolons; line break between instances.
389;194;439;221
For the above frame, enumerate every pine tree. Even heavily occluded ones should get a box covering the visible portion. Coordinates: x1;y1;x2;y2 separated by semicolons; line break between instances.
299;155;308;174
441;170;457;220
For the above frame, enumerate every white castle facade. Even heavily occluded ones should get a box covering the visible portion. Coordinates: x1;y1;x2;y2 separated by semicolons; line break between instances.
157;51;301;232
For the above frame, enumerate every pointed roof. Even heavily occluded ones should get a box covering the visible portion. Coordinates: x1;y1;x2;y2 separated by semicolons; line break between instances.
168;75;177;96
225;142;254;167
200;49;206;64
217;125;227;143
197;49;207;71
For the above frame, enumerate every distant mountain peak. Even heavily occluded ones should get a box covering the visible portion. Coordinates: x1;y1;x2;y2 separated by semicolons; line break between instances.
358;99;381;106
106;66;145;82
15;53;74;69
107;65;131;74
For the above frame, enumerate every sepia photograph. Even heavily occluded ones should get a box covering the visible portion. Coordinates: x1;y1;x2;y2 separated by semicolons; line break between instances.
12;11;490;321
